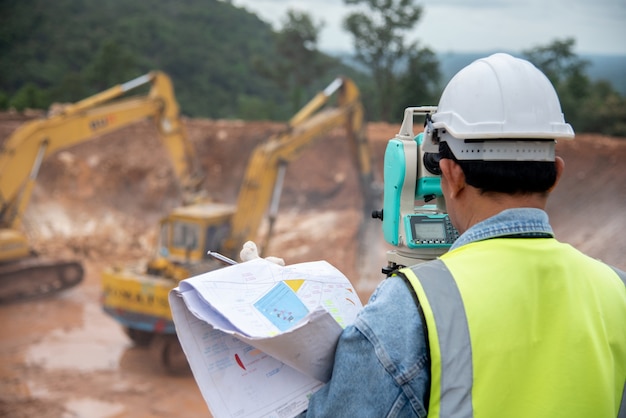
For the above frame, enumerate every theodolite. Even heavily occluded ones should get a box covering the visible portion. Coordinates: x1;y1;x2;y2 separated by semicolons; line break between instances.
372;107;459;275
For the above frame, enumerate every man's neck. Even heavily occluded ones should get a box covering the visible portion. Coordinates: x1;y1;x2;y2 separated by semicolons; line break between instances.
459;189;548;233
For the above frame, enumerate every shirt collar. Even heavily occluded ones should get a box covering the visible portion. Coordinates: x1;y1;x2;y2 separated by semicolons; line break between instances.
450;208;554;251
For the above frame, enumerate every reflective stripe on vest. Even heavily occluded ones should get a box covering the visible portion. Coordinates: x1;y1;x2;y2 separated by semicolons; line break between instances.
401;259;473;418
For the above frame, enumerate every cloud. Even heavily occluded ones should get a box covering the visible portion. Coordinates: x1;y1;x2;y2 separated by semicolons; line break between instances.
231;0;626;54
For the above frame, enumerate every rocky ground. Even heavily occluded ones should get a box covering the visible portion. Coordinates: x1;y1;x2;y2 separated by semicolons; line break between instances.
0;112;624;417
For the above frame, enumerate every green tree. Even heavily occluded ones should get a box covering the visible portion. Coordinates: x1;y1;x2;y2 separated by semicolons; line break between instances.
9;83;49;111
47;73;91;105
237;94;277;120
578;80;626;137
83;39;139;92
523;38;626;136
255;9;335;115
523;38;589;87
343;0;423;121
394;47;441;116
523;38;589;129
0;91;9;110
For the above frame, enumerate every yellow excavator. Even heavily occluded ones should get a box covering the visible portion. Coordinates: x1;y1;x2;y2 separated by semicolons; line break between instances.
0;71;204;303
101;76;378;373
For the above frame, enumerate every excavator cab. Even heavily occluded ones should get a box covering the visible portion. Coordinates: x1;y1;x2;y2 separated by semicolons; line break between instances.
163;203;234;262
103;203;235;322
102;201;238;374
146;202;236;281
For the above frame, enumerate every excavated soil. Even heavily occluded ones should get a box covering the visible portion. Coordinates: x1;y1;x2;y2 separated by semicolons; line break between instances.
0;112;624;417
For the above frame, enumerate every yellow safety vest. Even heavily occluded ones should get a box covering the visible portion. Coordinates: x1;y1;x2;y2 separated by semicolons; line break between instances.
400;238;626;418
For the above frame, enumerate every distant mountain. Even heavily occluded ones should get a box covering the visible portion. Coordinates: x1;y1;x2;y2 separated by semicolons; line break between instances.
0;0;361;120
438;52;626;96
2;0;623;120
584;54;626;95
333;50;626;96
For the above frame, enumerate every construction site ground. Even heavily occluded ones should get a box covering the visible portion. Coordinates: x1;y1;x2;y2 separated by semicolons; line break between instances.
0;112;624;418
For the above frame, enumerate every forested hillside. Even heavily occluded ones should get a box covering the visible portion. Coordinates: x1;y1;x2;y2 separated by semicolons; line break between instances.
1;0;624;133
0;0;363;119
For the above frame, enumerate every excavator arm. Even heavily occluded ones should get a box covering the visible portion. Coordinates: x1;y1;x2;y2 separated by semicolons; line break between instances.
0;71;203;302
221;76;377;257
0;71;202;231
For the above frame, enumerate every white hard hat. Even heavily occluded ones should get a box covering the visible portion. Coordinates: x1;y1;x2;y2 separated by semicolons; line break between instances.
428;53;574;161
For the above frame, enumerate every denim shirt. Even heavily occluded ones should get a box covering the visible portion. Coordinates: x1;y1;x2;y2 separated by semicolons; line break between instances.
301;208;554;418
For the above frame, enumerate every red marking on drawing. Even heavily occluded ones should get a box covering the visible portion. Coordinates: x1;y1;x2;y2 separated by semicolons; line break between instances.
235;353;246;370
345;298;355;305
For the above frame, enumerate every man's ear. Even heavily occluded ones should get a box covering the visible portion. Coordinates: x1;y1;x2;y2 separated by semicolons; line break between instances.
439;158;466;199
548;156;565;193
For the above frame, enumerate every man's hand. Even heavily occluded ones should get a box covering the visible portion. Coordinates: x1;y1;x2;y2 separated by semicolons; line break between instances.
240;241;285;266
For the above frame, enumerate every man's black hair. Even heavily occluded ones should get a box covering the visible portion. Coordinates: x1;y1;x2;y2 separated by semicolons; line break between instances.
438;141;558;194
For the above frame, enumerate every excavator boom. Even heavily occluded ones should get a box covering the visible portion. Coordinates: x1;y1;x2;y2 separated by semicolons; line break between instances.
0;71;203;303
222;76;377;256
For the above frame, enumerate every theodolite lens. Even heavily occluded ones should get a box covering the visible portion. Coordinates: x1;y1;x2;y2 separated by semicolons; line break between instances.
423;152;442;175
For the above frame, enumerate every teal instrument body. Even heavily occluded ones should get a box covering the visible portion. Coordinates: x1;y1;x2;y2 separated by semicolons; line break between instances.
382;133;444;246
376;107;459;268
382;138;407;246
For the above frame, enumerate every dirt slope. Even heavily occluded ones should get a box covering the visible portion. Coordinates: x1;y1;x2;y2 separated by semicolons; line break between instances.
0;113;624;417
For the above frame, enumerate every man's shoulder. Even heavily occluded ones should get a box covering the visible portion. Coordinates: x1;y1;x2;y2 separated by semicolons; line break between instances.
357;276;422;331
355;275;429;365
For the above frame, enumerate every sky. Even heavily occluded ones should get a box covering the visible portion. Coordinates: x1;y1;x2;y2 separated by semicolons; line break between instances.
230;0;626;56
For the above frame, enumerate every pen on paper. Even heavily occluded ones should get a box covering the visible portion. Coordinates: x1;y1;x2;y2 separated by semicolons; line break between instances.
207;251;238;266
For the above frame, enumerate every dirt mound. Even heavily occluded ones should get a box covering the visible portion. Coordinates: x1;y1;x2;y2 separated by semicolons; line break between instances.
548;134;626;267
1;113;625;417
15;116;623;272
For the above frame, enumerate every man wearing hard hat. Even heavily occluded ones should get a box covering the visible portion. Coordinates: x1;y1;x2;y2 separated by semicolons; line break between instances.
301;53;626;418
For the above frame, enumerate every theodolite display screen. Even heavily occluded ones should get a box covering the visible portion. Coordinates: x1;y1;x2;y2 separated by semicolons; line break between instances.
405;213;459;248
413;221;446;240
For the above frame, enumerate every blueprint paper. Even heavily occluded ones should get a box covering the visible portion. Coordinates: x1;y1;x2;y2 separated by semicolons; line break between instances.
169;258;363;418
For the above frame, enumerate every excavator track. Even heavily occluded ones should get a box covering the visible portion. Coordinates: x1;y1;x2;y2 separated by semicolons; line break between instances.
0;257;84;304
